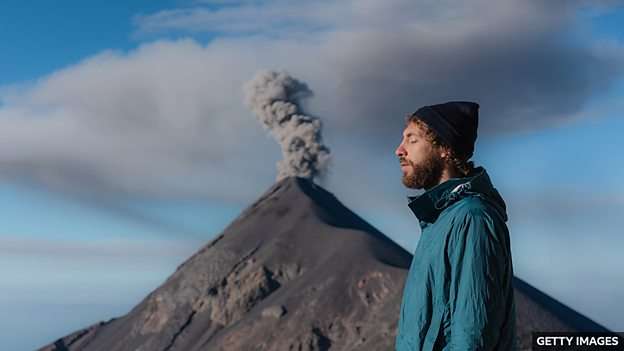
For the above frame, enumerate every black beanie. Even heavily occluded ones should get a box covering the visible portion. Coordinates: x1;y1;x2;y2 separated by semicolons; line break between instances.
411;101;479;160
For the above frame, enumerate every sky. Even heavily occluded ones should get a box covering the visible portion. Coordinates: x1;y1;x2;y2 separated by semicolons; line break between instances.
1;1;623;350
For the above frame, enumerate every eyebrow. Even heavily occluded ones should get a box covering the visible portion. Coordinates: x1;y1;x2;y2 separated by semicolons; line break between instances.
404;132;417;138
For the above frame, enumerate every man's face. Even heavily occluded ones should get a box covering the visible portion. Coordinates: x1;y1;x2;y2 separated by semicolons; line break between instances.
395;121;445;190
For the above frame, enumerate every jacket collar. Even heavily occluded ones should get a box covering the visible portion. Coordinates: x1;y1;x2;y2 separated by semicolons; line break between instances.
407;166;496;225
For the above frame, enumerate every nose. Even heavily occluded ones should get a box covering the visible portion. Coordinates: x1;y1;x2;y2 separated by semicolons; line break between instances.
395;143;406;158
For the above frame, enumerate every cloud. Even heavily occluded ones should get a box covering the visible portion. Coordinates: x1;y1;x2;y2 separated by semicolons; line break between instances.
134;0;623;137
133;0;344;36
507;188;624;225
0;40;282;203
0;0;622;206
0;236;199;259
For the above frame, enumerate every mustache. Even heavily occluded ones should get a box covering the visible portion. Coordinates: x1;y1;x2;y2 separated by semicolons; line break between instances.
399;158;411;165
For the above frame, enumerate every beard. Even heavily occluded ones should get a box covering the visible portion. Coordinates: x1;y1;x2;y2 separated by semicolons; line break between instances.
401;152;445;190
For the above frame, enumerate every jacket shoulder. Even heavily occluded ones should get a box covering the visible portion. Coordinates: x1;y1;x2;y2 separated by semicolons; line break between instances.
447;196;510;240
447;196;494;221
447;196;509;250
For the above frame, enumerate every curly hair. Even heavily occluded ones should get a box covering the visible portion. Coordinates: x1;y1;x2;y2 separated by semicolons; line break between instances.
405;114;475;177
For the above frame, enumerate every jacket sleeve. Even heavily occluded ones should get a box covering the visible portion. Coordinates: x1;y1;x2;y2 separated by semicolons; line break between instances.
446;210;507;350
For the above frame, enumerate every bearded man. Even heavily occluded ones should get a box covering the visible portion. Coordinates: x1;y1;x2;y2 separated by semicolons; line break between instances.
394;101;516;350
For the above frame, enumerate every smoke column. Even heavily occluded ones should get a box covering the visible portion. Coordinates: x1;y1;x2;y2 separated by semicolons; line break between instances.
244;70;331;182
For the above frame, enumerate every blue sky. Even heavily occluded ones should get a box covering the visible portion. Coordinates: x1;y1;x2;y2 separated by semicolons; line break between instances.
0;1;171;85
1;1;623;350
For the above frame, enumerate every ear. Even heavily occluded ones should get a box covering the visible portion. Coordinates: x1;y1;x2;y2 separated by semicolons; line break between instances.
439;146;452;160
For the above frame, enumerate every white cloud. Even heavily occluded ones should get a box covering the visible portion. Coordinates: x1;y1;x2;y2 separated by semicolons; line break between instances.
0;39;283;202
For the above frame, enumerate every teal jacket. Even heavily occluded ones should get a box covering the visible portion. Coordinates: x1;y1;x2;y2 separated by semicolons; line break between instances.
395;166;516;350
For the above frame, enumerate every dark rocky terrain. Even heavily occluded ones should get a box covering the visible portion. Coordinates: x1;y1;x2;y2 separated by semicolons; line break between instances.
40;177;609;351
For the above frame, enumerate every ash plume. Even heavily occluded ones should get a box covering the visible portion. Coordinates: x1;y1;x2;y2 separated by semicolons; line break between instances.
244;70;331;182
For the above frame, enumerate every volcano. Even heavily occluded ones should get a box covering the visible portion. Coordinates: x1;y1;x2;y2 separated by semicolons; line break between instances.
40;177;609;351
